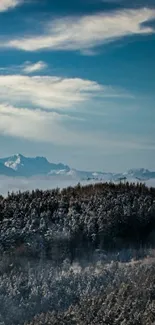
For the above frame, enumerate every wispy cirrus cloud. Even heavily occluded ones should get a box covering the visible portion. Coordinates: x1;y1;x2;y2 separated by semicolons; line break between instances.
101;0;155;7
0;104;77;145
0;74;138;150
22;61;48;74
0;103;154;151
0;74;114;110
0;103;105;147
2;8;155;53
0;0;22;12
0;61;48;74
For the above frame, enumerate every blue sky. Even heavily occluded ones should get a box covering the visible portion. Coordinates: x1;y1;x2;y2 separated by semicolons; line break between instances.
0;0;155;172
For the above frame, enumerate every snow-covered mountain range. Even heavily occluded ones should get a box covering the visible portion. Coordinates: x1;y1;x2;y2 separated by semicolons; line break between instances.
0;154;155;182
0;154;70;177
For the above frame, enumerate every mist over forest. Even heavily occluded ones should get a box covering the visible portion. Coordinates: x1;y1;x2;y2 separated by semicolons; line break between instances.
0;174;155;197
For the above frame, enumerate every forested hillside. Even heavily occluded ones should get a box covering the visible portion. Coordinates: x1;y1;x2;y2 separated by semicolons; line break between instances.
0;182;155;324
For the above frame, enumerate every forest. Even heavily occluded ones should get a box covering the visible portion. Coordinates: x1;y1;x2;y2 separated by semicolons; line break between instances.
0;182;155;324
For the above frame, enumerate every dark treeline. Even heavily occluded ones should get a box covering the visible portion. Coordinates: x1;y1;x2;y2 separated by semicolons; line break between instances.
0;182;155;325
0;182;155;262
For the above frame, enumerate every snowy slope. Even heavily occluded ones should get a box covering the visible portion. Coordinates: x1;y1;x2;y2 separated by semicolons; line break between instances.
0;162;17;177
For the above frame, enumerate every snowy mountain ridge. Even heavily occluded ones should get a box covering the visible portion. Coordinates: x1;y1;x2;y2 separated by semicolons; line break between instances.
0;154;70;177
0;154;154;181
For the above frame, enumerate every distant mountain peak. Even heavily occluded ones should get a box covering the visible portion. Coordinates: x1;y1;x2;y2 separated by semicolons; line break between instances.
0;154;70;177
35;155;49;162
127;168;150;174
4;154;24;171
122;168;155;180
11;153;23;159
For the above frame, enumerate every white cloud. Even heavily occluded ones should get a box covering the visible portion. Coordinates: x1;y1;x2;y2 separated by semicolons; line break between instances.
0;74;136;151
0;104;154;152
0;74;106;109
0;104;73;144
22;61;48;74
0;0;22;12
0;61;48;74
0;103;104;147
2;8;155;52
